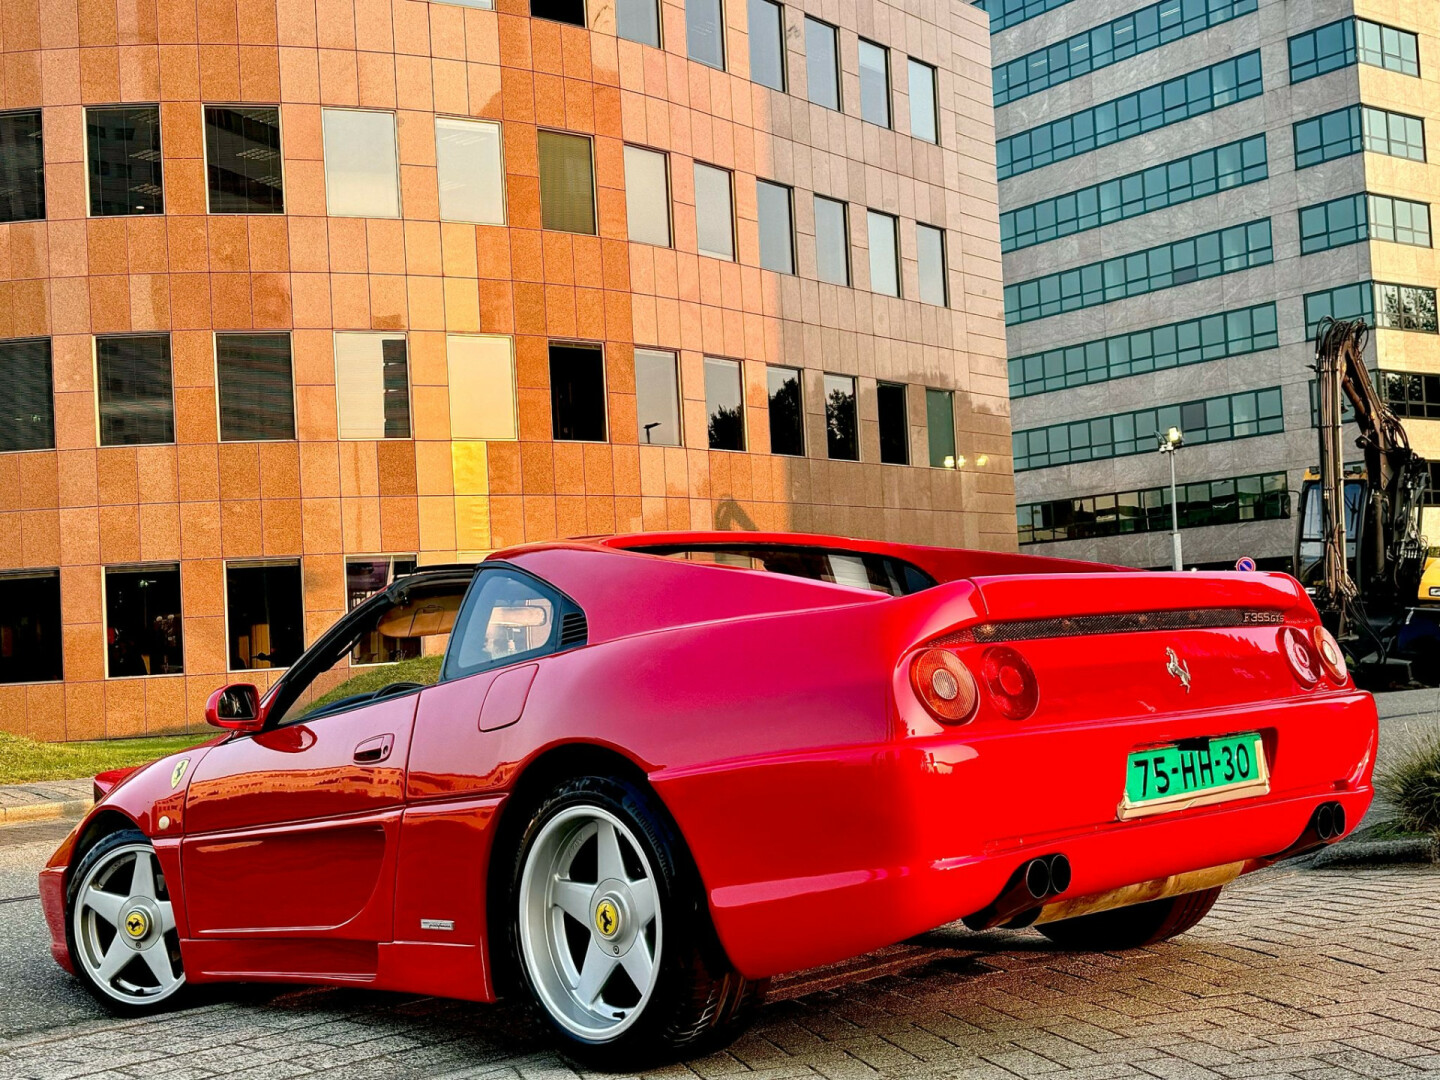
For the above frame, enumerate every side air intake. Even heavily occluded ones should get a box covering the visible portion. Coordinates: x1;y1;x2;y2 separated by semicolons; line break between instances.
558;611;588;648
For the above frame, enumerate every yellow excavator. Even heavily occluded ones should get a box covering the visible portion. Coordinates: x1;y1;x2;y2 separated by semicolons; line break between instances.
1295;317;1439;686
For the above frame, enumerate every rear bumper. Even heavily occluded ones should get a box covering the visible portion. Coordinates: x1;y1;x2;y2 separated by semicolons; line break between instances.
663;690;1377;979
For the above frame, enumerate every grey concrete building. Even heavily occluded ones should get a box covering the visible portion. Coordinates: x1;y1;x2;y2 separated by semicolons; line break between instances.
985;0;1440;570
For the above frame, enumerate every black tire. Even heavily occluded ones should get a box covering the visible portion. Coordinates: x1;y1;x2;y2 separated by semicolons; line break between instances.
1037;886;1222;951
504;775;766;1069
65;827;189;1015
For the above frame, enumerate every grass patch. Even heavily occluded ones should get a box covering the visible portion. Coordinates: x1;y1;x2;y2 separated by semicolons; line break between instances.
0;731;212;786
298;655;444;718
1377;732;1440;836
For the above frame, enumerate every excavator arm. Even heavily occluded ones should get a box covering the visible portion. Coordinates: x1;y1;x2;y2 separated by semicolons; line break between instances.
1311;318;1430;641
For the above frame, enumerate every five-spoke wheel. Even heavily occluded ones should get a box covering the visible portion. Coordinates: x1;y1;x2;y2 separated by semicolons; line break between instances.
67;829;186;1011
508;775;767;1068
518;805;662;1041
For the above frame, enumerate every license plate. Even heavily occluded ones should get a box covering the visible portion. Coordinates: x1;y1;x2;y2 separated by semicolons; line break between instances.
1119;732;1269;820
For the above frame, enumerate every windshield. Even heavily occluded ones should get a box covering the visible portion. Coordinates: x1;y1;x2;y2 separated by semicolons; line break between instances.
632;544;937;596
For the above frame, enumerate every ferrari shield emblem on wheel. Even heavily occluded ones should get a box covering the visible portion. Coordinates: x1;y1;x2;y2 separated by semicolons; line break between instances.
594;898;620;939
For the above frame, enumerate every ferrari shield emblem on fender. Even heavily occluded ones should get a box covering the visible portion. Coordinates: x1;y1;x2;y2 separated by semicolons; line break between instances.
170;758;190;789
1165;648;1192;693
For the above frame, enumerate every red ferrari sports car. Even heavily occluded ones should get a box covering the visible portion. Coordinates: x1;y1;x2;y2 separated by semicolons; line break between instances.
40;532;1377;1067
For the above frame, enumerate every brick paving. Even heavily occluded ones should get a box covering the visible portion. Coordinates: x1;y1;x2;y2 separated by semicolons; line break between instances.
2;863;1437;1080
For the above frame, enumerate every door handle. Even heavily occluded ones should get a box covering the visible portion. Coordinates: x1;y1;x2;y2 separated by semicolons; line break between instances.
353;733;394;764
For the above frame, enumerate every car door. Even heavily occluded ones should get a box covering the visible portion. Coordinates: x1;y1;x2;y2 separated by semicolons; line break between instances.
180;573;473;942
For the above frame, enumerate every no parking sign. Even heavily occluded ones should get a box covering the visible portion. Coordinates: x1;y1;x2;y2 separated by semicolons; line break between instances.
1235;556;1256;572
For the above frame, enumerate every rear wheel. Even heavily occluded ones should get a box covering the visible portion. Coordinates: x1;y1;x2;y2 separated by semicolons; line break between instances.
66;828;187;1013
1037;887;1222;951
508;775;765;1068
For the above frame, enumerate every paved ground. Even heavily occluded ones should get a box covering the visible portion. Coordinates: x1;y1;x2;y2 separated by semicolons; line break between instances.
0;692;1434;1079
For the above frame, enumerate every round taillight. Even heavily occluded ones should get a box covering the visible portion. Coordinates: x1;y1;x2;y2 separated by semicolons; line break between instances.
981;646;1039;720
910;648;978;724
1280;626;1320;687
1312;625;1349;684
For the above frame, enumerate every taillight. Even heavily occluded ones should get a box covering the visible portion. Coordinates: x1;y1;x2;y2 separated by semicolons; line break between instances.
910;648;978;724
1312;625;1349;684
1280;626;1320;687
980;646;1039;720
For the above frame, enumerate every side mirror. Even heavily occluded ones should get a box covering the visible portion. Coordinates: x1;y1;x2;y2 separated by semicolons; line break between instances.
205;684;265;732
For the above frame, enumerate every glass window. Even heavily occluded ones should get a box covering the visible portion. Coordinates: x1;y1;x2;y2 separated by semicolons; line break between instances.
916;223;947;306
0;337;53;452
756;179;794;273
0;570;62;684
858;40;890;127
87;106;163;216
532;0;585;25
749;0;785;90
996;0;1257;106
877;381;907;464
1001;135;1268;253
635;348;681;446
321;109;399;218
550;343;607;441
96;334;174;446
205;106;283;214
538;130;596;234
1356;18;1419;76
1363;105;1425;161
1369;193;1431;247
687;0;725;69
1013;388;1286;471
823;374;857;460
104;564;183;677
1291;17;1418;82
1294;105;1364;169
805;18;840;110
1008;303;1278;398
704;357;745;450
813;195;849;285
908;59;937;143
1006;219;1272;326
617;0;660;46
436;117;505;225
766;365;803;456
1299;192;1366;254
0;110;44;223
926;388;954;468
983;0;1076;34
447;335;516;441
444;568;571;681
867;210;899;297
624;145;671;247
345;555;421;665
694;162;734;260
335;332;410;439
998;52;1262;180
217;333;295;442
226;560;304;671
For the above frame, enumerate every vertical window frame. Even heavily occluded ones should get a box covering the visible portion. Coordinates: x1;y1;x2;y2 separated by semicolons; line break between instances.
435;114;507;226
334;331;413;441
215;331;298;443
858;38;892;129
538;128;599;236
321;107;402;219
94;333;176;447
85;104;165;218
203;103;285;216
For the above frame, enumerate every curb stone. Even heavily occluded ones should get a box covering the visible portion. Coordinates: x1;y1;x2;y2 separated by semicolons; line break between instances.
1309;834;1439;868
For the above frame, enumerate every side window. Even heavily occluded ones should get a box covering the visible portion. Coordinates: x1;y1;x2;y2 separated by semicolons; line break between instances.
443;568;581;681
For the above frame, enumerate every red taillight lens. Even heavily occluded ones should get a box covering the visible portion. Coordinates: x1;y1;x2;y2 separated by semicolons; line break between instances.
910;648;978;724
1280;626;1320;687
980;646;1039;720
1312;625;1349;683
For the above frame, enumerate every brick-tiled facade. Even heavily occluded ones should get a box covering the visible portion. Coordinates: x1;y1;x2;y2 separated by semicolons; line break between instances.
0;0;1010;740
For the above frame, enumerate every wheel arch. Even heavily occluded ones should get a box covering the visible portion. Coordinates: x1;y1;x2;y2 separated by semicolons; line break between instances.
67;809;144;884
482;740;718;996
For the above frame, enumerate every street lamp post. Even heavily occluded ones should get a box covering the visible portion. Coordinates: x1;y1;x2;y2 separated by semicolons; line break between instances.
1157;426;1184;571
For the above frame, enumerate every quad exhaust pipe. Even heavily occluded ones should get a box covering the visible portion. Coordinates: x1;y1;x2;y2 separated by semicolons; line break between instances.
963;853;1071;931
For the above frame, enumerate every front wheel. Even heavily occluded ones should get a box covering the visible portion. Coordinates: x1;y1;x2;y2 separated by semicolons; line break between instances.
1037;886;1222;951
508;775;764;1068
66;828;188;1013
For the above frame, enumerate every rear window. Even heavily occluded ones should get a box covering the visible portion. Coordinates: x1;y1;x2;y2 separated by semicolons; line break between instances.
635;544;937;596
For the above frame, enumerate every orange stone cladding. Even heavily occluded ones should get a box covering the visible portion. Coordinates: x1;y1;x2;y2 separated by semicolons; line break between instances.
0;0;1013;740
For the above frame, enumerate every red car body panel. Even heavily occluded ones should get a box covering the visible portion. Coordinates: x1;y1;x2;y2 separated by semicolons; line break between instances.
42;531;1378;1000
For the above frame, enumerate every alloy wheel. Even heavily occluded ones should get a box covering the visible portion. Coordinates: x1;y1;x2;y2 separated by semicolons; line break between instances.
72;842;185;1006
